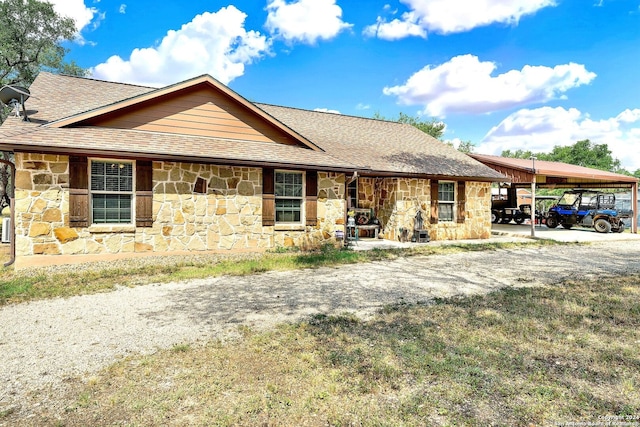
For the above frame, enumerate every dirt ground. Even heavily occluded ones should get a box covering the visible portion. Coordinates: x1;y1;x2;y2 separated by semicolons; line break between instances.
1;239;639;422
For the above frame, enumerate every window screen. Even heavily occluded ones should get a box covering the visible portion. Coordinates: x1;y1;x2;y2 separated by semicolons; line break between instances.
275;171;303;223
91;161;133;224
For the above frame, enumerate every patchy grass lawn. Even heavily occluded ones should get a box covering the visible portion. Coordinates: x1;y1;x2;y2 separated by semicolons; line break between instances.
37;273;639;427
0;240;561;305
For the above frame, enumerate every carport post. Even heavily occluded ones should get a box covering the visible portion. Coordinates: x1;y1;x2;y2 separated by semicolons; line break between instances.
633;181;638;234
530;156;536;238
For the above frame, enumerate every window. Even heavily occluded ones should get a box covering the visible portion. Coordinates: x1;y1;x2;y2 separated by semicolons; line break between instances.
90;160;133;224
347;179;357;209
275;171;303;223
438;181;455;222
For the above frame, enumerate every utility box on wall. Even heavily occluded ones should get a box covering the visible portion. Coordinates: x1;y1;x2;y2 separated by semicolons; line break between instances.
2;217;10;243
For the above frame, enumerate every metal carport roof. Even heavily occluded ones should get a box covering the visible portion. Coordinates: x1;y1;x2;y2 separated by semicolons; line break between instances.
470;153;639;234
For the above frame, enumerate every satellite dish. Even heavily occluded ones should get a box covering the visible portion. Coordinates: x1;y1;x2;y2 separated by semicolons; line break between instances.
0;85;30;104
0;85;31;121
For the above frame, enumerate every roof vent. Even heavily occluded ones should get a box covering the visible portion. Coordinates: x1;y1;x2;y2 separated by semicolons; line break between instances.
0;85;31;121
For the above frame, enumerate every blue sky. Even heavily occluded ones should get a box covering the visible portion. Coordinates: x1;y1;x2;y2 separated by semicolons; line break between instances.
53;0;640;171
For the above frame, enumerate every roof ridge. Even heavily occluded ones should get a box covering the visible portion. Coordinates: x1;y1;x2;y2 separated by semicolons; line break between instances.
255;102;402;125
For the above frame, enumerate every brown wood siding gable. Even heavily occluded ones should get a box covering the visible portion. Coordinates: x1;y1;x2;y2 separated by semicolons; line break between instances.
88;88;297;146
430;180;439;224
69;156;89;228
136;161;153;227
305;171;318;226
456;181;466;224
262;167;275;226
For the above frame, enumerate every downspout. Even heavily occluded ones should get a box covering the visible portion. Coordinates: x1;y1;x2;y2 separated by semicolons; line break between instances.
344;171;358;245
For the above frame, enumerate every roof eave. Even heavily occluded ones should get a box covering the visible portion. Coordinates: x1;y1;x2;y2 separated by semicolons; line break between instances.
7;143;358;173
470;154;638;184
536;168;639;183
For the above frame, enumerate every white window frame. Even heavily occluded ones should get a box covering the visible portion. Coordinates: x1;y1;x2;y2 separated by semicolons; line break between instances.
274;170;305;224
89;159;135;225
438;181;456;222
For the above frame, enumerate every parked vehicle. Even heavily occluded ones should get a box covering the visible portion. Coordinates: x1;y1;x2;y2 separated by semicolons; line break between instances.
612;191;638;228
545;190;625;233
491;199;530;224
491;186;529;224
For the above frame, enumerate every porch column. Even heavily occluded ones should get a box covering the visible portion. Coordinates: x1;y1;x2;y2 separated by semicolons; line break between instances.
530;156;536;238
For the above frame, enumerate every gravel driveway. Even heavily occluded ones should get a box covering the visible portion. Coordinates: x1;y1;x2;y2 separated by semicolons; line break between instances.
1;238;639;421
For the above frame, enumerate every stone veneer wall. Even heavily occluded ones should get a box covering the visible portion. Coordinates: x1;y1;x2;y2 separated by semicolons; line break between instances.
431;181;492;240
316;171;346;245
355;177;491;241
13;153;346;257
270;171;345;249
14;153;69;257
357;177;376;210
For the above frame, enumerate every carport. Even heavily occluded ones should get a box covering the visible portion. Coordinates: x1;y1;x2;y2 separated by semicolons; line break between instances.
470;154;638;234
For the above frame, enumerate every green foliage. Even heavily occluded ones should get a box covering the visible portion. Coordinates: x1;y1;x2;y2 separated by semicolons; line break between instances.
456;139;476;153
0;0;88;123
54;60;90;78
0;0;79;86
373;112;478;152
446;139;476;153
548;139;622;172
373;111;446;140
502;139;625;173
501;148;536;159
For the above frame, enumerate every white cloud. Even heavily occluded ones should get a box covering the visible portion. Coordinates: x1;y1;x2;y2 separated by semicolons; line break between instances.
90;6;270;87
478;107;640;171
48;0;98;33
265;0;352;44
119;4;126;14
617;108;640;123
382;55;596;117
363;13;427;40
367;0;555;39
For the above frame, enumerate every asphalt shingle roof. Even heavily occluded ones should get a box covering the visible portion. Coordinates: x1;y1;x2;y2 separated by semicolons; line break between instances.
27;72;154;122
1;72;505;180
258;103;504;179
4;125;355;170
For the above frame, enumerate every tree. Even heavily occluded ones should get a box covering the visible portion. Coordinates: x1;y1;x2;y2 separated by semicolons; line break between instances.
500;149;537;160
0;0;84;87
445;139;476;153
546;140;622;172
501;140;624;173
456;140;476;154
1;0;87;123
373;112;446;140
